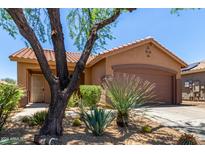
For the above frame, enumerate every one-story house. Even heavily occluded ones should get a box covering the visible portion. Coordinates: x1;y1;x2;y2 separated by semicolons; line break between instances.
181;60;205;101
9;37;187;107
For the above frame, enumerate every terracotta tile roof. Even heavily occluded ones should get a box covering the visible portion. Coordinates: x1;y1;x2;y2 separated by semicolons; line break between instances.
182;60;205;74
9;37;187;68
9;48;95;63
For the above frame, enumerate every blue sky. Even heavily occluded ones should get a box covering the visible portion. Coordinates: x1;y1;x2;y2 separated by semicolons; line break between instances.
1;8;205;80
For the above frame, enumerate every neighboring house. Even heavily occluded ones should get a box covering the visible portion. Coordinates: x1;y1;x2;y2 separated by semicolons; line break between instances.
181;60;205;101
9;37;187;107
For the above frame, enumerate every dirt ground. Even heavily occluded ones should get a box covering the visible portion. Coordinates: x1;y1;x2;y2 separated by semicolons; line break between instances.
0;110;187;145
182;101;205;108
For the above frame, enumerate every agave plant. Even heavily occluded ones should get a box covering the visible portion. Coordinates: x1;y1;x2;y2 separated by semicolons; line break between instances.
102;73;155;127
0;138;24;145
81;107;115;136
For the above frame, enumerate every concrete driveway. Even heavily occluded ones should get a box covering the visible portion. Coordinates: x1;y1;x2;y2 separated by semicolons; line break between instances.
135;105;205;140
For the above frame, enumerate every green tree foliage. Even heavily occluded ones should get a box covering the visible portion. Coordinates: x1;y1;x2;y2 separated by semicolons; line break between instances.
0;8;49;44
170;8;200;16
0;8;128;50
67;9;118;51
1;78;16;84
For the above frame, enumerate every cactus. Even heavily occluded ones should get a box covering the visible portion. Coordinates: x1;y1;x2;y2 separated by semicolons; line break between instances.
141;125;152;133
72;118;82;127
177;133;198;145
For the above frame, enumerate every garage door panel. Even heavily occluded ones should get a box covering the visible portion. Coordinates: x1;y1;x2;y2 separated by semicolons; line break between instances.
114;67;174;104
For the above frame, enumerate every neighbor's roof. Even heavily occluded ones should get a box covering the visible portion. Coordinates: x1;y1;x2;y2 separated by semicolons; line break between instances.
9;37;187;67
9;48;95;63
181;60;205;75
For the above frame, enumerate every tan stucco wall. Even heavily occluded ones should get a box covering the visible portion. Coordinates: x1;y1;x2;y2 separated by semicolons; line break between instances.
17;62;76;107
84;68;92;84
105;44;182;79
90;59;106;85
17;62;52;106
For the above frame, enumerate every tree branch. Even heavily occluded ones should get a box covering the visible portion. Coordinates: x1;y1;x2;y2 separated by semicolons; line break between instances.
64;8;124;99
47;8;69;90
6;8;56;85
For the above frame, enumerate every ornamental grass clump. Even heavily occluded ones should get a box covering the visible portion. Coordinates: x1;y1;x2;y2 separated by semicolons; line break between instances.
22;110;48;126
102;73;155;127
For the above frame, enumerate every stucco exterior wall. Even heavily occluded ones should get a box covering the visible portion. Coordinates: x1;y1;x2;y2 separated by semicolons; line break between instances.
17;62;53;106
90;59;106;85
84;68;92;84
105;44;182;79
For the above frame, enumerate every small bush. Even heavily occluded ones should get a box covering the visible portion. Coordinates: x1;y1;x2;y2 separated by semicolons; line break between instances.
141;125;152;133
177;133;198;145
0;83;24;131
81;107;114;136
22;110;47;126
72;118;82;127
68;92;80;108
80;85;101;107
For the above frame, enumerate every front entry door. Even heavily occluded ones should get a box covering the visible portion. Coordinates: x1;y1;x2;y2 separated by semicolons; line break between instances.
31;74;45;103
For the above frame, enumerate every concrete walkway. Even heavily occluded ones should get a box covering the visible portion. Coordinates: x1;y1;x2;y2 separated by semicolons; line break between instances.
135;105;205;140
11;103;48;121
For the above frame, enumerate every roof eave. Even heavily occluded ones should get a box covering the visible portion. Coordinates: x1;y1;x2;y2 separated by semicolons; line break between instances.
181;68;205;75
87;38;188;68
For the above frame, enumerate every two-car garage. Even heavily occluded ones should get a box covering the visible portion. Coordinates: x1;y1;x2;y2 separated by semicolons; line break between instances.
113;64;176;104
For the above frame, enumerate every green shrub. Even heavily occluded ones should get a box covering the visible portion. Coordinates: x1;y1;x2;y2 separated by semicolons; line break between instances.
102;73;155;127
177;133;198;145
81;107;114;136
141;125;152;133
68;92;80;108
80;85;101;107
22;110;47;126
0;83;24;131
72;118;82;127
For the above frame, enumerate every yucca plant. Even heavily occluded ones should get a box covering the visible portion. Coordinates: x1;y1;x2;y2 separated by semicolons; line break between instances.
102;73;155;127
81;107;115;136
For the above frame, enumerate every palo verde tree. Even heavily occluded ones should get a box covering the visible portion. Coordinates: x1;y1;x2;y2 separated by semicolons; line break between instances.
0;8;135;142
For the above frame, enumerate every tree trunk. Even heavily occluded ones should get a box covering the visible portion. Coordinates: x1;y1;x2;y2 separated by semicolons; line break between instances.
34;84;70;144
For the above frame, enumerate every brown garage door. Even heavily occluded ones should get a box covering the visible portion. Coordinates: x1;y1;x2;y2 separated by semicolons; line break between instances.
113;65;174;104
